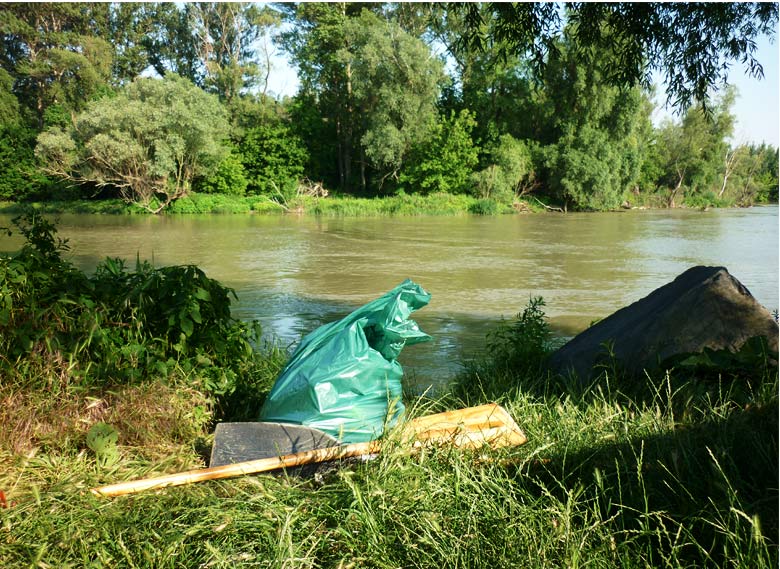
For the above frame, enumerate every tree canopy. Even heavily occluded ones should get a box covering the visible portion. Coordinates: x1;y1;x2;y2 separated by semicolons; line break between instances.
0;2;773;211
36;74;229;213
453;2;778;110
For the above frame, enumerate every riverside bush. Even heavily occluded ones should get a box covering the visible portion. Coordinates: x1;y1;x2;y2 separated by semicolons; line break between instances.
0;211;280;404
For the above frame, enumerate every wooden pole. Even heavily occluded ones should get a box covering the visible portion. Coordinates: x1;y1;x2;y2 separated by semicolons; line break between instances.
92;404;526;498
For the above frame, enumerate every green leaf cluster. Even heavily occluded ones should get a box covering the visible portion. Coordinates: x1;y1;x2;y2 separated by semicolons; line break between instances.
401;110;479;195
238;123;308;196
196;148;249;196
472;135;537;201
0;211;261;397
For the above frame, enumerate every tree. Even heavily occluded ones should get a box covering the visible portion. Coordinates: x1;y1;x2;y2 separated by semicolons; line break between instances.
347;10;446;191
453;3;778;111
0;68;51;200
278;4;444;194
0;3;114;128
189;3;278;103
140;3;202;84
400;109;479;194
424;3;539;144
653;89;736;206
36;75;229;213
532;31;652;210
729;143;779;205
472;134;538;201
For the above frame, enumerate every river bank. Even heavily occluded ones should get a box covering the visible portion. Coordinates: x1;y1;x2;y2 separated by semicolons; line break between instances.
1;189;774;217
0;193;528;217
0;216;776;566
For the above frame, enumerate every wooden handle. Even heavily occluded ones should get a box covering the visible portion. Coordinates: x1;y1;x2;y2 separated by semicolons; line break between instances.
92;440;381;497
91;403;526;498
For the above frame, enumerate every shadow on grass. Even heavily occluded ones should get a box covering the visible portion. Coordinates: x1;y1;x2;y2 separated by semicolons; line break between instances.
512;392;778;566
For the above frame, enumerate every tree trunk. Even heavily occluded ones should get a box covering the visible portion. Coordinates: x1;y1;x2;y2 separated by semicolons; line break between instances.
343;57;353;193
719;148;740;199
669;166;686;208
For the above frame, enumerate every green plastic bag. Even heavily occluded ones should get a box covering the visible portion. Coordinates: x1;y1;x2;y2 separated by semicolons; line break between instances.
259;279;431;443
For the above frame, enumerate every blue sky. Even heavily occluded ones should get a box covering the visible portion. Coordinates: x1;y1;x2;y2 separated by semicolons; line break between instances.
720;32;778;146
266;29;779;147
651;32;779;146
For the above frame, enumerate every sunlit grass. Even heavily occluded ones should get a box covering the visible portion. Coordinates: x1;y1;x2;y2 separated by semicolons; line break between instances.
2;356;775;568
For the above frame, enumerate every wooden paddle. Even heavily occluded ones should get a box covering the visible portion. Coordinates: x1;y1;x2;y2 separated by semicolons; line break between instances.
92;403;526;498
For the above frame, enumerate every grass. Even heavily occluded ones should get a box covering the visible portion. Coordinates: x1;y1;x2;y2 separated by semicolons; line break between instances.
1;340;776;567
0;192;538;217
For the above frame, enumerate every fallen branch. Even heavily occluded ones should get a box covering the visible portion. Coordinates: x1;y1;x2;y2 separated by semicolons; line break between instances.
532;197;565;212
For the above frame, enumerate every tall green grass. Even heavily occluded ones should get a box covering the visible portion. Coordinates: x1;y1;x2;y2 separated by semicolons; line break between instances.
2;368;775;567
1;192;535;217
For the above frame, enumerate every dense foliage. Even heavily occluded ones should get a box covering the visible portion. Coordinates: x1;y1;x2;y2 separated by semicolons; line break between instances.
0;211;280;418
0;2;776;211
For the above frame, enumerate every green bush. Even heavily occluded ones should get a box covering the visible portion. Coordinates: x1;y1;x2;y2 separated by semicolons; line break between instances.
468;198;500;215
239;123;308;196
472;135;536;202
168;193;252;214
0;211;266;402
400;109;479;194
196;149;249;196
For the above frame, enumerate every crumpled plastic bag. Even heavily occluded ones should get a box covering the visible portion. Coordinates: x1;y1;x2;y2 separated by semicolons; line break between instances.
259;279;431;443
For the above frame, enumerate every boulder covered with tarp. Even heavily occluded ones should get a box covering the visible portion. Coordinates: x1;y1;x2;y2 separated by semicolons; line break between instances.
259;279;432;443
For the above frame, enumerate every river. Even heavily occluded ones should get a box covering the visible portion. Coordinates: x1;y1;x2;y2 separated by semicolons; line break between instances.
1;206;777;393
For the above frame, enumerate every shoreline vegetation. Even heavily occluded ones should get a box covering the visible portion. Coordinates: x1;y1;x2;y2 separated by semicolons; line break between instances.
1;190;776;218
3;6;778;216
1;214;777;567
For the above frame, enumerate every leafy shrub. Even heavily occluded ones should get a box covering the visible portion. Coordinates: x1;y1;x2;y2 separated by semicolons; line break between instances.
0;211;267;403
0;124;54;201
196;148;249;196
454;296;553;402
400;109;479;194
472;135;537;201
486;296;552;374
239;123;308;196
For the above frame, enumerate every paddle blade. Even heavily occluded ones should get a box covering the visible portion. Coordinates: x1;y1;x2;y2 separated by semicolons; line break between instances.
403;403;527;450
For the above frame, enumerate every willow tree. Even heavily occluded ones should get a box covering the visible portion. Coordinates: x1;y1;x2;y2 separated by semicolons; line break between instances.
279;4;445;193
453;3;778;112
35;74;229;213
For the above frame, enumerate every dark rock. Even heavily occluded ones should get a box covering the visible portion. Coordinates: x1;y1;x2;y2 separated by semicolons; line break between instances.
548;266;779;380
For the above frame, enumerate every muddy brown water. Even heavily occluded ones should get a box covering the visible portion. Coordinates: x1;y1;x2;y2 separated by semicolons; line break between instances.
2;206;777;393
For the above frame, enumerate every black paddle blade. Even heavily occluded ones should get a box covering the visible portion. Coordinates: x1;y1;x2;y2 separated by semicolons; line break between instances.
209;422;340;467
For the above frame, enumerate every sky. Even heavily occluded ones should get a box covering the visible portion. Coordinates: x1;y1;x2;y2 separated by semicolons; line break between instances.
651;32;779;147
265;29;780;147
